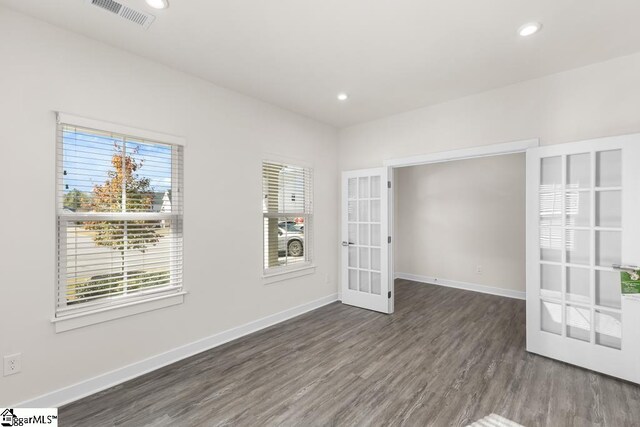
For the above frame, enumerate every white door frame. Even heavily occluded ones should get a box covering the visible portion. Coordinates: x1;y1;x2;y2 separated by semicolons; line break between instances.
383;139;539;168
382;138;539;289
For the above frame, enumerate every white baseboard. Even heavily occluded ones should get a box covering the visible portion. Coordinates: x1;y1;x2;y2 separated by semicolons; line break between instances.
395;272;525;300
15;293;339;409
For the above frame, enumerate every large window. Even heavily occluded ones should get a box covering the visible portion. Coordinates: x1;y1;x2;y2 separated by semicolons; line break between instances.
56;116;184;320
262;160;313;274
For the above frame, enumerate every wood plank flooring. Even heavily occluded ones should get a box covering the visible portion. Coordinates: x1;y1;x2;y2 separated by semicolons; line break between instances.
60;280;640;426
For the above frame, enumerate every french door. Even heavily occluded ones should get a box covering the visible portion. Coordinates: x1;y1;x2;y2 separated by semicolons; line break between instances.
527;134;640;383
341;168;392;314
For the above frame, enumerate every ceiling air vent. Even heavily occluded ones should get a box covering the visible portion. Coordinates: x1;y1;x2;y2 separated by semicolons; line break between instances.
85;0;156;29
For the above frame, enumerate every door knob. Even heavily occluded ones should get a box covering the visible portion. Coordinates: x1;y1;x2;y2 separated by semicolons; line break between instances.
612;264;639;272
341;241;354;247
613;264;640;280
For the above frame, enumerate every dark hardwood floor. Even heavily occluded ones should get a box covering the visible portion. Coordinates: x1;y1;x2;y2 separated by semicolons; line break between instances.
60;279;640;426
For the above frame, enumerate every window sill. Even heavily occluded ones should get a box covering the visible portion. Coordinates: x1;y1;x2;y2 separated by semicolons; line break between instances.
51;292;186;333
263;265;316;285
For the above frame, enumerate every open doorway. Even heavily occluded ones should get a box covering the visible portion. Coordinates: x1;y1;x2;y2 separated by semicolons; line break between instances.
340;140;537;314
392;152;526;305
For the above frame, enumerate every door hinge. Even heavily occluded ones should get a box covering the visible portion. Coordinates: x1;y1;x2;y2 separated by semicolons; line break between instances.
388;236;391;244
387;181;391;189
388;291;392;298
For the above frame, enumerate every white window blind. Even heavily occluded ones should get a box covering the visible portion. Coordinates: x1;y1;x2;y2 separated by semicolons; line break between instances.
56;119;184;317
262;161;313;273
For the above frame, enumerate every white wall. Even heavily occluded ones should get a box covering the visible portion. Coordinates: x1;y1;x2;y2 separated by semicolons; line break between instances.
0;7;338;406
339;51;640;171
395;154;525;292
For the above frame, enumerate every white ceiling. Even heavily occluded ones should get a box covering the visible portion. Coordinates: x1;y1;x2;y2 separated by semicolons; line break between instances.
3;0;640;127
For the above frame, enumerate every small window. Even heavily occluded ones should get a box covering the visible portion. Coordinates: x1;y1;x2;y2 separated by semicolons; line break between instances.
262;160;313;274
56;119;184;318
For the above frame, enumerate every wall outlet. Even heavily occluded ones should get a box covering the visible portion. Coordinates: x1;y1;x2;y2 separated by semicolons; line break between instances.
476;265;483;275
3;353;21;376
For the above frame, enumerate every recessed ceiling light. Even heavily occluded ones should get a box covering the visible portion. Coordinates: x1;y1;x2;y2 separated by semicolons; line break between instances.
518;22;542;37
146;0;169;9
337;93;349;101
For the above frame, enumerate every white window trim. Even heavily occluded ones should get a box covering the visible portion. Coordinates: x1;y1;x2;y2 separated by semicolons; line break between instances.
54;112;186;332
52;292;187;333
262;265;316;284
57;112;187;147
261;157;314;278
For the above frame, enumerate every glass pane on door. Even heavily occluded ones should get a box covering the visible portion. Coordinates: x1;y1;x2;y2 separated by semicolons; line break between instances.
538;150;623;349
596;231;621;267
348;173;384;296
567;153;590;189
596;270;621;309
566;305;591;342
565;192;590;227
595;310;622;350
566;267;590;304
541;301;562;335
566;229;590;265
596;191;621;227
596;150;622;187
540;264;561;299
